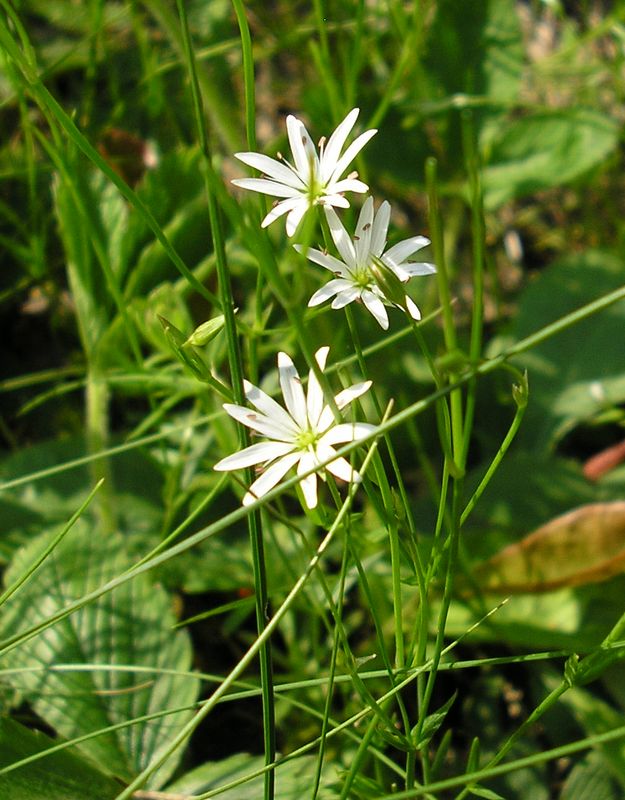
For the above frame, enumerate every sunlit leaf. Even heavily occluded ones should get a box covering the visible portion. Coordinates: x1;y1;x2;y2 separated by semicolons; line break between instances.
0;522;199;789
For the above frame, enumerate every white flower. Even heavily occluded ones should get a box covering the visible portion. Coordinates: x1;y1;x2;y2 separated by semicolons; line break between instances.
214;347;376;509
297;197;436;329
232;108;377;237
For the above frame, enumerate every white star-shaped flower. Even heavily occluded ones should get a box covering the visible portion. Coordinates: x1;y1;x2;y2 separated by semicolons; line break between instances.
214;347;376;509
232;108;377;237
297;197;436;329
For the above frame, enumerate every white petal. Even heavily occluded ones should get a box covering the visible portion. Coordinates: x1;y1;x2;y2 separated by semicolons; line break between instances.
327;128;377;185
214;441;295;471
361;289;389;329
404;295;422;321
231;178;300;199
354;197;374;266
370;201;390;257
395;261;437;277
326;178;369;195
234;152;305;189
243;451;302;505
325;207;356;268
297;450;319;508
320;108;359;182
308;279;353;307
294;245;350;276
331;285;362;308
261;197;305;229
285;202;310;237
286;115;318;180
278;352;308;428
222;403;295;442
333;380;372;410
316;380;372;432
384;236;431;266
319;421;377;446
243;380;299;434
315;441;360;483
306;347;329;428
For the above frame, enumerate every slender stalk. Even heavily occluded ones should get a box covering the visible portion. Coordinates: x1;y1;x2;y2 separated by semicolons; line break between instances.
174;4;274;798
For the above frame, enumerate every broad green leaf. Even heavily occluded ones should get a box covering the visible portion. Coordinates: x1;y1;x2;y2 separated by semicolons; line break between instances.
0;437;163;563
167;752;337;799
0;522;199;789
424;0;523;102
501;250;625;453
560;686;625;790
473;502;625;593
482;109;619;208
0;716;120;800
561;753;620;800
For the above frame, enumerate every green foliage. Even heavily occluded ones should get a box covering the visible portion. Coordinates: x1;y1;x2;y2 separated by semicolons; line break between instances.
0;522;199;789
0;716;121;800
2;1;625;798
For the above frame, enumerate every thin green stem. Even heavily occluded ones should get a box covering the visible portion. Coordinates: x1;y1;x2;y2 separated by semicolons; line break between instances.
174;5;275;799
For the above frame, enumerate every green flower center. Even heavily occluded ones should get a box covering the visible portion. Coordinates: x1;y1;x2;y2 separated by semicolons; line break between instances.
296;427;319;450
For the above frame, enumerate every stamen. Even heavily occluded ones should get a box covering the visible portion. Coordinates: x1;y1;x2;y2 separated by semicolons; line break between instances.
362;223;371;231
347;170;359;180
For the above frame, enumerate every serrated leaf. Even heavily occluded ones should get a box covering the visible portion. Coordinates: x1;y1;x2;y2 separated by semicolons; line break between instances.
0;716;120;799
0;522;199;789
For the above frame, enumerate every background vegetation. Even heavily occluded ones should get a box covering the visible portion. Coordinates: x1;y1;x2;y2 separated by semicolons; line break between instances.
2;1;625;798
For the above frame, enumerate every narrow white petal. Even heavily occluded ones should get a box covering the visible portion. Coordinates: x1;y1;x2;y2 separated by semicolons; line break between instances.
361;289;389;329
326;457;361;484
384;236;431;266
316;380;372;433
261;197;305;229
328;128;377;184
333;380;372;410
243;451;302;505
395;261;437;277
370;201;390;257
243;380;299;434
354;197;374;265
286;115;319;179
297;450;319;508
214;441;295;471
294;245;350;276
285;202;309;237
320;108;359;182
308;279;352;307
306;347;329;428
315;441;361;484
320;193;352;208
223;403;295;441
319;421;377;446
331;285;362;308
326;178;369;195
322;452;358;485
278;352;308;428
232;178;300;199
325;207;356;268
234;152;306;189
404;295;422;321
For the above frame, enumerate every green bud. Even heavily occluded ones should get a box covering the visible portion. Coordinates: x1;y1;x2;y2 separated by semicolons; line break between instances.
158;315;210;381
185;313;228;347
512;370;529;409
369;256;407;309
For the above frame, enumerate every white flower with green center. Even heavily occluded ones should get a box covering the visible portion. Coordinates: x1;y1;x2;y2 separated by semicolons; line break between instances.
214;347;376;509
297;197;436;329
232;108;377;237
